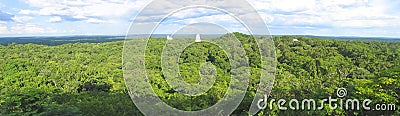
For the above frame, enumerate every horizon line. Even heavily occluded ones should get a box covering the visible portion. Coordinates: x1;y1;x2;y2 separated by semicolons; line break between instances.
0;34;399;39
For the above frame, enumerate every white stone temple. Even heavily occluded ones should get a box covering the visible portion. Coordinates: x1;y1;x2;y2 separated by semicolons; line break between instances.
195;34;201;42
167;35;173;40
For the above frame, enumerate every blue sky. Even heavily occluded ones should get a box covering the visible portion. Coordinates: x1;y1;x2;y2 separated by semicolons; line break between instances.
0;0;399;37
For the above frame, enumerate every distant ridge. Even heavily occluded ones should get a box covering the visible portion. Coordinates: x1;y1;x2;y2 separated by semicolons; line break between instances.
1;34;399;46
0;36;126;46
273;35;400;42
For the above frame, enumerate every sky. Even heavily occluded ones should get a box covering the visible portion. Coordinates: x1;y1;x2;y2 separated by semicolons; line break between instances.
0;0;399;37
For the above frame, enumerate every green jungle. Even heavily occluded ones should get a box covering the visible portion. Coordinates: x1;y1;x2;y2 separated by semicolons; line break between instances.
1;33;399;115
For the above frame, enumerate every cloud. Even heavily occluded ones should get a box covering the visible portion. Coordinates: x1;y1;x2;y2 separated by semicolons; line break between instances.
246;0;400;30
12;16;33;23
19;9;38;15
269;0;316;12
0;25;8;34
0;10;14;22
47;16;62;23
86;18;106;24
129;0;273;35
19;0;148;23
63;29;76;33
3;0;399;36
10;24;47;34
0;23;57;35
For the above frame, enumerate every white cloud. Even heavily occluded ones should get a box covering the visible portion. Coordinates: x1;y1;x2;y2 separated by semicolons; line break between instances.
20;0;149;22
272;0;315;12
10;24;47;34
63;29;76;33
18;9;38;15
0;23;57;35
48;16;62;23
86;18;106;23
333;18;400;28
246;0;400;29
136;0;395;33
6;0;399;36
12;16;33;23
248;0;316;12
177;14;235;24
0;25;8;34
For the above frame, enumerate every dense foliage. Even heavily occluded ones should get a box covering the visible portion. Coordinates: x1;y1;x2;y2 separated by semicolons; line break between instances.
0;33;399;115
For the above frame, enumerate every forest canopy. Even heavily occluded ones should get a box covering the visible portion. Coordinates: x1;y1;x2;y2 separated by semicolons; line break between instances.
0;33;399;115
